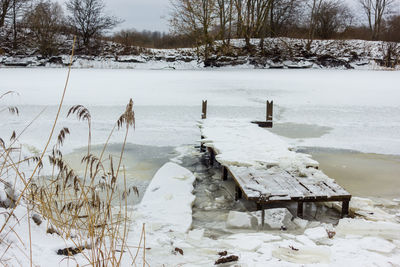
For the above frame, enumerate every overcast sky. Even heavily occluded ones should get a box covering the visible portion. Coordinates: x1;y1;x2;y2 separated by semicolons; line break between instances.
55;0;399;33
57;0;172;33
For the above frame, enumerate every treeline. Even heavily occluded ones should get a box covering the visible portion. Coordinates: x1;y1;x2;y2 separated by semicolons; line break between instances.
0;0;120;56
110;30;196;49
0;0;399;57
169;0;400;60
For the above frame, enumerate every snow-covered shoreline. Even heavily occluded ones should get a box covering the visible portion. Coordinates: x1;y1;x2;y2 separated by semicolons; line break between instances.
1;38;399;70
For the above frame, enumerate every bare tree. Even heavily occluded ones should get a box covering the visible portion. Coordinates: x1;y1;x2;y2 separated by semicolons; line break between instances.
268;0;301;37
216;0;231;45
26;0;63;56
169;0;216;63
66;0;120;48
0;0;12;28
234;0;272;50
359;0;394;40
313;0;352;39
0;0;30;48
385;15;400;42
306;0;323;50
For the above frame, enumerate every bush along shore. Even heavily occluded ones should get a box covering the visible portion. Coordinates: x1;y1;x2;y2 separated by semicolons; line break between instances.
1;37;399;70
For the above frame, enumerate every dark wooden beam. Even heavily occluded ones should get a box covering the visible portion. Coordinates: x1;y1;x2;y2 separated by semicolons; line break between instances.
235;186;242;200
341;200;350;218
267;100;273;122
201;100;207;119
251;100;273;128
222;166;228;181
297;201;304;218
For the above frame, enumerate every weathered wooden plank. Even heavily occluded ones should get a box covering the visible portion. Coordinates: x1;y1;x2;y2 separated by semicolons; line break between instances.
204;142;351;214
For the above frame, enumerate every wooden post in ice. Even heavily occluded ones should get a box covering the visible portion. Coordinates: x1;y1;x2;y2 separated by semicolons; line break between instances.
201;100;207;119
251;100;273;128
267;100;273;124
200;100;207;152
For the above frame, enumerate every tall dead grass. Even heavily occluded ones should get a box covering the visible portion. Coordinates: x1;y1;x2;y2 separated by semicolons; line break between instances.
0;37;143;266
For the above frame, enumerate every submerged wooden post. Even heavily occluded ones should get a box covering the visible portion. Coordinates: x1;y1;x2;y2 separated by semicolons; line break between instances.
235;186;242;200
341;199;350;218
257;203;265;227
297;201;304;218
251;100;273;128
202;100;208;119
200;100;208;152
222;166;228;181
208;147;215;167
267;101;273;123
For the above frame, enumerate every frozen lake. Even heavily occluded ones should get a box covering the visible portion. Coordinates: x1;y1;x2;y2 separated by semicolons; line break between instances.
1;68;399;155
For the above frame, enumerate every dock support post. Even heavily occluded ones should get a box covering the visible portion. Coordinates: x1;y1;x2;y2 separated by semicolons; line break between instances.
297;201;304;218
202;100;207;119
235;186;242;200
222;166;228;181
200;135;205;152
261;208;265;228
257;203;265;227
208;148;215;167
341;200;350;218
267;101;273;126
200;100;207;151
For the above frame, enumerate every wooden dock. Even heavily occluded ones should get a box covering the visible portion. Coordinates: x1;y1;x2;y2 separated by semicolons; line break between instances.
200;101;351;223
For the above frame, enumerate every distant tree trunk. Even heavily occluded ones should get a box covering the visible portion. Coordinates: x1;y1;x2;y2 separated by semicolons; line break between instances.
217;0;226;45
307;0;322;51
0;0;12;28
244;0;252;49
269;0;275;37
235;0;244;38
359;0;394;40
12;0;17;49
227;0;233;45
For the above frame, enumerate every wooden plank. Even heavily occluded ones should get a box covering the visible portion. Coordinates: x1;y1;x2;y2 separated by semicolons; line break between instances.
222;166;228;181
297;202;304;218
267;101;273;122
201;100;207;119
251;121;273;128
206;145;351;212
342;200;350;217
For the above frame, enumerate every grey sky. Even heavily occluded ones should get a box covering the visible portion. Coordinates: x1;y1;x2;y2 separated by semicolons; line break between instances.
56;0;399;33
57;0;172;33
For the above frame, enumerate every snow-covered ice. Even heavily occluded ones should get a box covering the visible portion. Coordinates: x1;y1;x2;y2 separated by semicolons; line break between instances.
1;67;400;266
1;68;400;155
135;162;196;233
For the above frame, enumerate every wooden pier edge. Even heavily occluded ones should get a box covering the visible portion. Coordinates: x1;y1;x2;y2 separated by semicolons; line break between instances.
199;101;352;221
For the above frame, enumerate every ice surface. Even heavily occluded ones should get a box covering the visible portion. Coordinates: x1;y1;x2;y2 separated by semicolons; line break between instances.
253;208;295;230
187;229;204;241
226;211;257;229
1;69;400;155
272;246;331;264
336;218;400;240
304;227;329;241
295;235;317;246
293;218;309;229
359;237;396;254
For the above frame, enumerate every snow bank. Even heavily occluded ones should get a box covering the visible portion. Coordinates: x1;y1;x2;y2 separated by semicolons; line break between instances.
136;162;196;233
